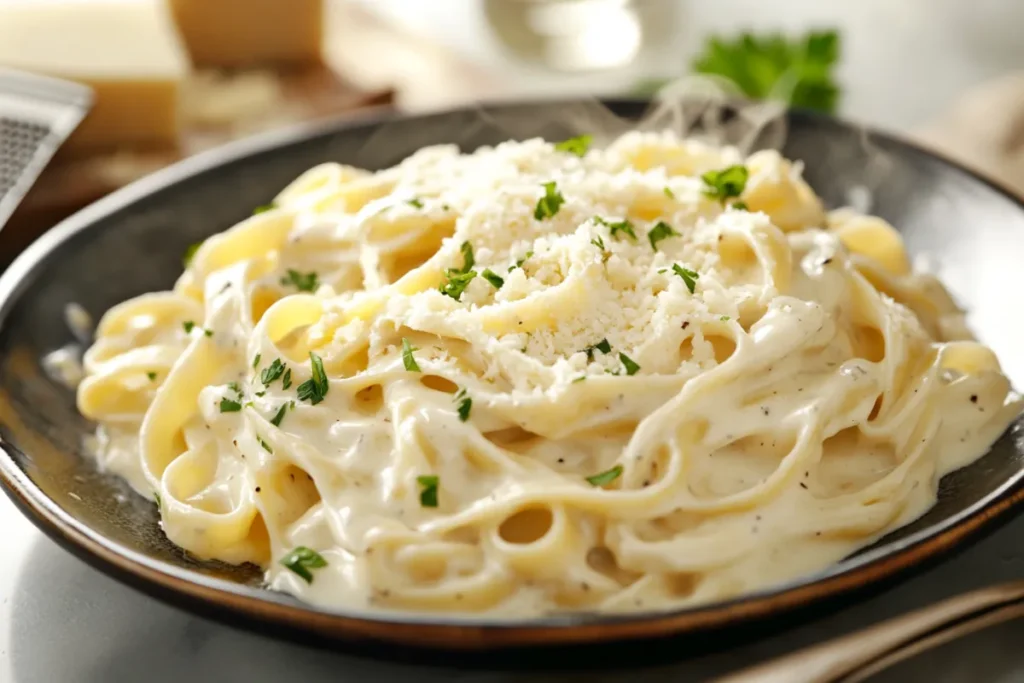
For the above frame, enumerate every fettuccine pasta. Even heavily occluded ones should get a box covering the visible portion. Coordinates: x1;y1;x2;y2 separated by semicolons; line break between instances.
77;131;1020;616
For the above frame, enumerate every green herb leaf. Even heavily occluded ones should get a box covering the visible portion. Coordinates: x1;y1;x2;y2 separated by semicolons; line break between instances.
481;269;504;289
509;250;535;272
672;264;700;294
584;338;612;361
183;241;203;268
572;375;587;383
147;372;157;381
227;381;242;396
534;181;565;221
595;216;637;241
586;465;623;487
417;475;439;508
691;30;841;114
619;352;641;376
402;338;421;372
183;321;195;334
459;241;475;273
440;269;477;300
261;358;286;385
153;491;162;509
554;134;593;157
296;352;329;405
731;200;749;211
220;398;242;413
701;165;749;203
280;546;327;583
253;202;277;214
647;221;679;251
281;269;319;292
258;437;273;453
663;187;676;199
720;315;731;321
455;393;472;422
252;354;262;370
282;368;292;390
407;197;424;209
270;403;289;427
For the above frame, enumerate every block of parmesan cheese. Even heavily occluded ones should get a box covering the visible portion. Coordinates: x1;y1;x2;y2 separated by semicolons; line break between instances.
0;0;189;152
169;0;324;68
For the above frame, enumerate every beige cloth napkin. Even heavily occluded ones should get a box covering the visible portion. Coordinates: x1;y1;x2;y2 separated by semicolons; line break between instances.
917;73;1024;197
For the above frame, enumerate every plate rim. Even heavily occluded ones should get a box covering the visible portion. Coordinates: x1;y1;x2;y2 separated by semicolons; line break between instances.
2;98;1024;648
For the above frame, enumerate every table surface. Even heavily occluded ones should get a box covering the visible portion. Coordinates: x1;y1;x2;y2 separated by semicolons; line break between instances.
7;1;1024;680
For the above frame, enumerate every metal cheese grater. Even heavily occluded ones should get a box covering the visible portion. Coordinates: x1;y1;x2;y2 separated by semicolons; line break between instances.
0;68;93;229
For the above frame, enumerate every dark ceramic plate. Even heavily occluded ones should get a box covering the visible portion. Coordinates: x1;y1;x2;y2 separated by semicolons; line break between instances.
2;99;1024;652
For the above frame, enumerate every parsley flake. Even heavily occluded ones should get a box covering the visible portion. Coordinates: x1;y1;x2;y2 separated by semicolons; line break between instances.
261;358;286;385
672;264;700;294
407;197;424;209
455;391;472;422
663;187;676;199
402;338;421;372
153;491;161;509
701;165;749;203
481;269;504;289
509;250;534;272
220;398;242;413
252;354;261;370
282;368;292;390
440;269;477;300
534;181;565;220
270;402;293;427
296;352;329;405
280;546;327;583
183;241;203;268
252;202;277;214
183;321;195;334
619;353;641;376
459;241;475;272
586;465;623;487
147;372;157;381
554;134;593;157
595;216;637;241
647;221;679;250
281;269;319;292
732;200;749;211
721;315;731;321
572;375;587;383
258;437;273;453
417;475;440;508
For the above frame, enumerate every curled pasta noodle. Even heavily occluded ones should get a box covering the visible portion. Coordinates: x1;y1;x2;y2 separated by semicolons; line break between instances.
77;130;1021;617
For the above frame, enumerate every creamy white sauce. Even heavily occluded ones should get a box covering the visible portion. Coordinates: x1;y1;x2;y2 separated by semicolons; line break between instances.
75;132;1021;617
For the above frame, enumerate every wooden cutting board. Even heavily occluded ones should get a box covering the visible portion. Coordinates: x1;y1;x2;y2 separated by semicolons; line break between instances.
1;64;393;267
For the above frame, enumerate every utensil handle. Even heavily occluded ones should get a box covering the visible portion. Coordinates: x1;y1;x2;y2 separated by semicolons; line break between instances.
716;581;1024;683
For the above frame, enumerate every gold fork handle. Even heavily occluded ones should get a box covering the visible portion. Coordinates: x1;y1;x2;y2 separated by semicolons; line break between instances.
716;581;1024;683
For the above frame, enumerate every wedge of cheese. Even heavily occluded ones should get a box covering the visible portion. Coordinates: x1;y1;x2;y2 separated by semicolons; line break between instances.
169;0;324;68
0;0;190;151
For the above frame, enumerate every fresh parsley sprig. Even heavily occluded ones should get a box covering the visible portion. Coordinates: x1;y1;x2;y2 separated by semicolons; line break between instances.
534;182;565;220
296;352;329;405
554;134;592;157
280;546;327;583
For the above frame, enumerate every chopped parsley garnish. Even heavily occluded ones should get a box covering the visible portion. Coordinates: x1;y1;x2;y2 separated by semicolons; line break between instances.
153;491;161;509
282;368;292;390
259;437;273;453
481;269;504;289
255;391;266;397
554;134;593;157
692;29;841;114
407;197;424;209
459;241;475;272
227;381;242;395
585;338;612;361
619;352;641;376
572;375;587;383
590;235;610;261
586;465;623;487
280;546;327;583
454;390;472;422
440;269;477;300
220;398;242;413
534;181;565;220
647;221;679;251
732;200;749;211
203;329;214;337
701;165;749;204
183;321;196;334
182;241;203;268
147;372;157;381
260;358;286;385
663;187;676;199
672;264;700;294
253;202;277;214
595;216;637;241
281;269;319;292
252;354;261;370
402;338;421;372
417;475;440;508
296;352;329;405
269;402;292;427
509;250;534;272
721;315;731;321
